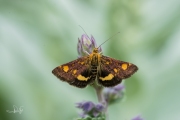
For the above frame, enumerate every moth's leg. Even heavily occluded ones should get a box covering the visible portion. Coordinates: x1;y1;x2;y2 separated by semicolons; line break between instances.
97;65;102;76
99;52;103;55
84;51;90;55
77;50;90;58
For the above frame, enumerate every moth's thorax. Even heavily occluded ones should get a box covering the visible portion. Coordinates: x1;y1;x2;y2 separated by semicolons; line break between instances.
89;48;101;66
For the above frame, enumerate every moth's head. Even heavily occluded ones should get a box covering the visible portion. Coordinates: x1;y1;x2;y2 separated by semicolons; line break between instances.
92;48;99;53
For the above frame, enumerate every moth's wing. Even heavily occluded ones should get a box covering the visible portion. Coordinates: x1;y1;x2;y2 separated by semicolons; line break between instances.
97;55;138;87
52;57;94;88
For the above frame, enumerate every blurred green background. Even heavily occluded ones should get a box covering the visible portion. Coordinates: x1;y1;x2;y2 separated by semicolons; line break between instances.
0;0;180;120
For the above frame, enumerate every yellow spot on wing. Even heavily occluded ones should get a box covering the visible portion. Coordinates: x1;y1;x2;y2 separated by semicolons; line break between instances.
114;68;118;73
122;63;128;70
99;74;114;81
73;70;77;74
106;61;109;64
77;75;89;81
63;66;69;72
79;62;84;65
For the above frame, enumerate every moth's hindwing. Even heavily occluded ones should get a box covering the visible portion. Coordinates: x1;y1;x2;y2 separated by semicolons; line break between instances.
98;55;138;87
52;57;94;88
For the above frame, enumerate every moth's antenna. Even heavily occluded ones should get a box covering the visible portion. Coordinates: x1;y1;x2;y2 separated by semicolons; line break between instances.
79;25;90;39
98;32;120;48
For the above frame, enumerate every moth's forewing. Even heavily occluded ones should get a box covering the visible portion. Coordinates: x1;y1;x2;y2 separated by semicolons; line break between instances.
97;55;138;87
52;57;94;88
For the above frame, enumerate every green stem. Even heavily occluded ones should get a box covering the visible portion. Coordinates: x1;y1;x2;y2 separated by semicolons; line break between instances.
95;86;104;103
93;83;109;120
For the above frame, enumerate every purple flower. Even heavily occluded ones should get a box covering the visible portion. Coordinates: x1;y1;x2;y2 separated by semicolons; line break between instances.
78;112;87;118
113;84;125;91
131;115;144;120
76;101;95;113
103;84;125;103
75;101;105;118
77;34;102;57
93;103;105;117
95;103;104;112
92;110;100;117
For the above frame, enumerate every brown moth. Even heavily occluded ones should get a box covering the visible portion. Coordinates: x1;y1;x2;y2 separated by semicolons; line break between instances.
52;47;138;88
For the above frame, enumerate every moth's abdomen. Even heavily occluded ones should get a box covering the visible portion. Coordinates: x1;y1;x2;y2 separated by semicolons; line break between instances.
90;65;98;80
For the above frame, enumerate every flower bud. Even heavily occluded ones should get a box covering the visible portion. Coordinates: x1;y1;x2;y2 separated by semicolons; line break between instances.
77;34;102;57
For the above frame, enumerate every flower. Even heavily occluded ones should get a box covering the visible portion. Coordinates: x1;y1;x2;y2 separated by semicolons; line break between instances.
77;34;102;57
76;101;95;113
103;84;125;103
95;103;104;112
76;101;105;118
131;115;144;120
93;103;105;117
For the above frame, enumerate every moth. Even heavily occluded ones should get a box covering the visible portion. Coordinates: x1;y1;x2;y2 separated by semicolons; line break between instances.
52;44;138;88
